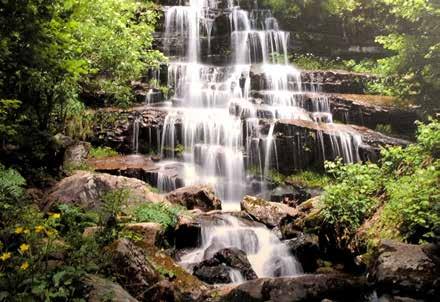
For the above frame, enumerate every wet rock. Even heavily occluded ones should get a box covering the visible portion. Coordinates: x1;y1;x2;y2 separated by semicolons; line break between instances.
214;248;258;280
193;248;257;284
45;171;165;211
107;239;160;300
124;222;165;247
222;274;368;302
241;196;297;228
92;107;171;153
370;240;440;299
82;274;138;302
193;261;234;284
173;214;202;249
166;185;222;212
269;119;409;173
285;233;320;273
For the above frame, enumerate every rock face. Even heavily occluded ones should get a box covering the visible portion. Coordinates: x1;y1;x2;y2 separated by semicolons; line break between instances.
241;196;297;228
327;93;418;135
300;70;376;94
89;155;185;192
63;141;91;169
221;274;368;302
166;185;222;212
107;239;160;300
92;107;171;153
268;119;409;174
193;248;257;284
45;171;164;210
82;274;138;302
371;240;440;299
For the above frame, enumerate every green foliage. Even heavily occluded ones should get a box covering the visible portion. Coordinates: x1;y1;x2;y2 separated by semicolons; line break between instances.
0;0;166;181
89;146;118;159
0;164;26;201
133;202;186;229
381;166;439;243
322;160;382;231
0;100;23;144
266;170;286;186
375;124;392;135
416;119;440;156
57;99;94;141
321;119;440;246
286;170;331;188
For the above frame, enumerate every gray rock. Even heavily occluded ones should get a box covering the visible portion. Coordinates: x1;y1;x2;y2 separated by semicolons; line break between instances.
107;239;160;300
371;240;439;299
45;171;165;210
166;185;222;212
241;196;297;228
221;274;368;302
82;274;138;302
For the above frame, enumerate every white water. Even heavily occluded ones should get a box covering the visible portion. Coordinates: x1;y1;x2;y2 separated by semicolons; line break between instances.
155;0;363;283
179;215;302;278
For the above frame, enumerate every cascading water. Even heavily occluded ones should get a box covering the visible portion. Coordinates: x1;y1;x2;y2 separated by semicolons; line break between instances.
179;215;302;278
157;0;363;282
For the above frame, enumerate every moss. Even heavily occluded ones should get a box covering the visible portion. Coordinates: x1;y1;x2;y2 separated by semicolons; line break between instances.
142;246;206;293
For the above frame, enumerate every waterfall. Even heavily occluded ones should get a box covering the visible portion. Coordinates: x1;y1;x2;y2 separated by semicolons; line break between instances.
179;215;302;278
160;0;363;203
132;117;140;154
151;0;373;285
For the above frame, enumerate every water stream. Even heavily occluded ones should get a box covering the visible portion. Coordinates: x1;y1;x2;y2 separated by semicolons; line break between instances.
147;0;364;282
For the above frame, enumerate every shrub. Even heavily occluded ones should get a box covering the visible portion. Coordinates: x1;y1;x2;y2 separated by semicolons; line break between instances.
322;160;383;231
380;167;440;243
133;202;186;229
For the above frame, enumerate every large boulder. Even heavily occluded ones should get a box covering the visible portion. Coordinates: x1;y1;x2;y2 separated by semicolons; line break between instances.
241;196;297;228
370;240;440;299
82;274;138;302
166;185;222;212
45;171;164;210
221;274;368;302
193;248;257;284
107;239;159;300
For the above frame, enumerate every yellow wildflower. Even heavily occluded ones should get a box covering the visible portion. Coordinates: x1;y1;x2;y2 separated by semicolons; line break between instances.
0;252;12;261
19;243;30;253
20;261;29;270
23;229;30;234
35;225;44;233
51;213;61;219
45;229;56;237
15;227;24;234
